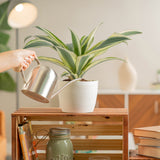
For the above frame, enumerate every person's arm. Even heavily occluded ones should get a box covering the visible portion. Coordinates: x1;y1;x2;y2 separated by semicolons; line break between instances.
0;49;36;73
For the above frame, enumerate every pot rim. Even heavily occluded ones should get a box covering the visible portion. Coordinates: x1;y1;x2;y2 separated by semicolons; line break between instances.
61;79;98;83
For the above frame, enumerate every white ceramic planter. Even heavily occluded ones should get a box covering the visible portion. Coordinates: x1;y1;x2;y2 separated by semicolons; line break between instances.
58;80;98;113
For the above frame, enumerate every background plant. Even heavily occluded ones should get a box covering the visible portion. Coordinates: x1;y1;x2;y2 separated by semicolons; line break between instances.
24;25;141;80
0;1;16;91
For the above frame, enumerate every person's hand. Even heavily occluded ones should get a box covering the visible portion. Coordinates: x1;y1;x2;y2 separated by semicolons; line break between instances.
11;49;37;72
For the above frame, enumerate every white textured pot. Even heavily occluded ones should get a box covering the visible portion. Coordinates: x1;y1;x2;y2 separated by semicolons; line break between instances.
58;80;98;113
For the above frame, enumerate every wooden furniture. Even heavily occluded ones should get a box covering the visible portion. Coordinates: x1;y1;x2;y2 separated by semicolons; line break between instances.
129;95;160;132
12;107;128;160
129;155;157;160
0;110;6;160
97;90;160;132
97;94;124;108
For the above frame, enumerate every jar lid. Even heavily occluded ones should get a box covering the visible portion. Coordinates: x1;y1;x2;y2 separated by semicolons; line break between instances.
49;128;70;136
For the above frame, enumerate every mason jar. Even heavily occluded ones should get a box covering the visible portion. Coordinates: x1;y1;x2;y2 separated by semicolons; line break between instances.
46;128;73;160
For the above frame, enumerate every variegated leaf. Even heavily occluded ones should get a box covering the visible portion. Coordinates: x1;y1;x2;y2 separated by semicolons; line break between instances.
81;23;102;54
36;26;68;49
56;47;77;73
80;57;125;77
24;39;54;49
120;30;142;36
70;29;81;56
76;54;93;75
38;56;76;79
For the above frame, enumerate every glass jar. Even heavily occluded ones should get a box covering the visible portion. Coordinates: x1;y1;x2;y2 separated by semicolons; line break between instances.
46;128;73;160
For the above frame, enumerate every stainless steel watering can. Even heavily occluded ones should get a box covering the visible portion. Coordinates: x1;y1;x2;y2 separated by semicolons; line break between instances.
21;58;80;103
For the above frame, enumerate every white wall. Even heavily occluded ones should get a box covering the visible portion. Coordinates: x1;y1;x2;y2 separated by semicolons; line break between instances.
1;0;160;150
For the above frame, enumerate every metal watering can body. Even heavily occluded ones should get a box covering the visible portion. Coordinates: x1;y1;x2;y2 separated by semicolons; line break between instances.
21;58;80;103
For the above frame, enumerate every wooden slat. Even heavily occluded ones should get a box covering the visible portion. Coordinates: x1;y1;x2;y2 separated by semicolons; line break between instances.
13;108;128;116
0;111;5;137
32;124;122;136
25;115;123;122
13;108;126;122
38;153;122;160
123;116;128;160
12;116;20;160
73;139;122;150
36;139;122;150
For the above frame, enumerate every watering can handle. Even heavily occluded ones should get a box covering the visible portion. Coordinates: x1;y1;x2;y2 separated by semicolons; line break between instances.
21;57;40;84
50;78;82;99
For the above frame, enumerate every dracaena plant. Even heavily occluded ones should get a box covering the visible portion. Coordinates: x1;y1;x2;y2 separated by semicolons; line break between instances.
24;25;141;80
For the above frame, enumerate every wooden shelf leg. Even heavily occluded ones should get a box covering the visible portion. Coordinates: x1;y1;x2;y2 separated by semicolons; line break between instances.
12;115;20;160
123;115;128;160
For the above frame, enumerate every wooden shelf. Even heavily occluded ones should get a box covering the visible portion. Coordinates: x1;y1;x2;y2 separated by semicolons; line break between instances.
12;108;128;160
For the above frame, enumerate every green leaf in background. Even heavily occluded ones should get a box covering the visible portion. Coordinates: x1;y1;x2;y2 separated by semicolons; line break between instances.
0;1;16;92
0;1;11;30
0;32;9;45
0;72;16;92
0;44;10;52
70;29;81;56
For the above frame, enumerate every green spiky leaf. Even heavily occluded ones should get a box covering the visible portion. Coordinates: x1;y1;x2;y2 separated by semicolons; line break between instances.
80;57;125;77
76;54;94;76
55;47;76;73
24;39;54;49
81;23;102;54
86;33;131;58
95;33;130;50
70;29;81;56
80;35;86;45
39;56;76;79
36;26;68;49
61;71;70;78
120;30;142;36
66;43;74;52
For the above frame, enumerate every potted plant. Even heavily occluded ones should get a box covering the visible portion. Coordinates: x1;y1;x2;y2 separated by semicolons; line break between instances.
24;25;141;112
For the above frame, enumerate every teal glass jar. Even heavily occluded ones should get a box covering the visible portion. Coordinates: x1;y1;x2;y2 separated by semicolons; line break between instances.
46;128;73;160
